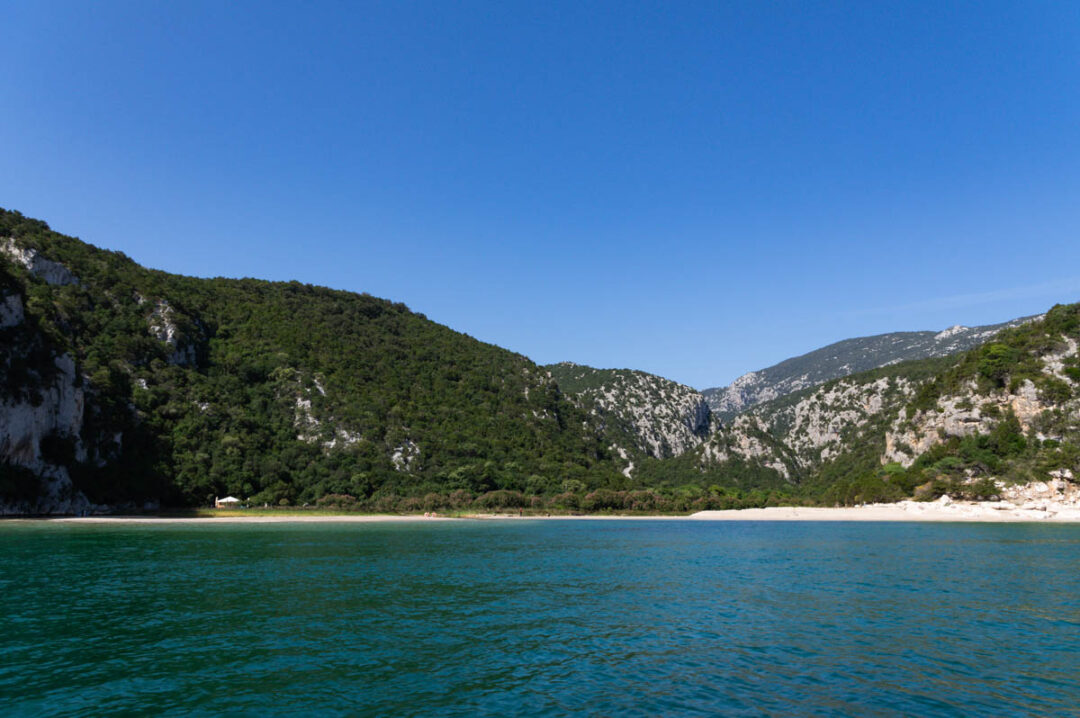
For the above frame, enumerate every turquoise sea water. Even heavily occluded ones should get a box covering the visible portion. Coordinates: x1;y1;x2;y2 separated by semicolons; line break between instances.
3;520;1080;716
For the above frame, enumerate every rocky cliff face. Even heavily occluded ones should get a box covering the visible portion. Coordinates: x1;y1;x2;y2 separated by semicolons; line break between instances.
0;352;92;515
0;275;94;514
1;237;143;515
145;298;198;366
761;375;914;466
703;317;1037;420
2;237;79;286
546;362;715;463
883;334;1080;467
543;315;1062;491
699;370;918;480
1;291;25;327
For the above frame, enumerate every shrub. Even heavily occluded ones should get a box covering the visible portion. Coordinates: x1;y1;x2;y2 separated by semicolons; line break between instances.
474;490;526;509
550;491;580;510
977;343;1020;388
581;489;626;512
966;477;999;501
626;489;662;512
316;493;358;508
446;490;474;508
1038;376;1073;404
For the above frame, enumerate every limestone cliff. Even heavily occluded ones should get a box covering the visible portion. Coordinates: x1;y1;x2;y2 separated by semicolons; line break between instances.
703;316;1037;420
0;281;92;514
546;363;715;464
698;369;919;480
883;334;1080;467
1;237;79;286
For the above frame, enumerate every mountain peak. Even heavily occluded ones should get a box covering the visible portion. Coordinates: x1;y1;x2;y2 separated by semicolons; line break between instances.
934;325;969;340
703;315;1038;420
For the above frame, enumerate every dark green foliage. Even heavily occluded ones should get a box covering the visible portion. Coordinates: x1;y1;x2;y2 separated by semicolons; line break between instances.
632;450;792;492
0;208;626;507
978;343;1020;388
818;472;907;507
1039;377;1073;404
544;363;618;394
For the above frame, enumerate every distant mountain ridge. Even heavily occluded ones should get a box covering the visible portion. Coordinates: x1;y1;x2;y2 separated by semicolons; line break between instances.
702;317;1038;421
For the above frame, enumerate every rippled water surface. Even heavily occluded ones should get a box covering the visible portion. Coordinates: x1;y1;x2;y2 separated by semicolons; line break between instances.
3;520;1080;716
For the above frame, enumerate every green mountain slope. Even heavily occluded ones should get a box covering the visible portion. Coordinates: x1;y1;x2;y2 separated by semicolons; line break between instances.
0;209;622;512
691;304;1080;505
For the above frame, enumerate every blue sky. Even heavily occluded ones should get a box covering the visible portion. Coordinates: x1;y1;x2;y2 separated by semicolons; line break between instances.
2;1;1079;389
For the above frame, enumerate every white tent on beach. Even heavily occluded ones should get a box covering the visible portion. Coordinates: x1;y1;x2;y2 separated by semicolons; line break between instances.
215;496;241;507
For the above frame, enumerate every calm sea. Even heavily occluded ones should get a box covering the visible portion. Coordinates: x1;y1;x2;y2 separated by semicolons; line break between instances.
2;520;1079;716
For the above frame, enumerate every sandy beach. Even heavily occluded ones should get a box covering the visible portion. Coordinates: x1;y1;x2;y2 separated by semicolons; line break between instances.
29;513;685;524
13;496;1080;524
33;515;458;524
689;499;1080;522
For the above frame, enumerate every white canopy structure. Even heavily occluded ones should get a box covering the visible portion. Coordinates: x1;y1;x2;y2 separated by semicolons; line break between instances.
215;496;241;506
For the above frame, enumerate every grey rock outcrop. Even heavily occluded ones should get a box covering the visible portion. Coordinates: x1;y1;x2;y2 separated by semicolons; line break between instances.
0;353;92;515
546;363;715;461
699;372;918;480
883;336;1080;467
703;316;1037;420
147;300;197;366
1;238;79;286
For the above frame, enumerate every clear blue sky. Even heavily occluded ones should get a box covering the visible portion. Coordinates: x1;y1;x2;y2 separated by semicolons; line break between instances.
2;1;1079;389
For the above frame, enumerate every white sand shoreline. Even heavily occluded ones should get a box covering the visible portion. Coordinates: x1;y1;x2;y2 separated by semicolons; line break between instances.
689;500;1080;522
13;515;457;524
7;514;684;524
6;499;1080;524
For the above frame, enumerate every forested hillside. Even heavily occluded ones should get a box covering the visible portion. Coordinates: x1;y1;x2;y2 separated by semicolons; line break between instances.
0;209;625;512
2;208;1077;515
